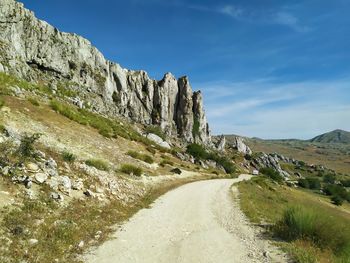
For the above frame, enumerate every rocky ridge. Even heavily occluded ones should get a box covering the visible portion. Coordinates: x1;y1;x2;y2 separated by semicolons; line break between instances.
0;0;210;145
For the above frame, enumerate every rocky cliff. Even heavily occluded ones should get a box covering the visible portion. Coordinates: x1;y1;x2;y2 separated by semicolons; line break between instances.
0;0;211;145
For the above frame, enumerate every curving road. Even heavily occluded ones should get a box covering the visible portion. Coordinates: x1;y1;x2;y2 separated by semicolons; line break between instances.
85;174;287;263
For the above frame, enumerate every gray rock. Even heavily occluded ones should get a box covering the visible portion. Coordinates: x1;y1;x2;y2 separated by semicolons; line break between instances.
0;0;211;145
146;133;171;149
216;135;226;152
231;137;252;155
34;173;48;184
28;239;38;246
72;179;84;190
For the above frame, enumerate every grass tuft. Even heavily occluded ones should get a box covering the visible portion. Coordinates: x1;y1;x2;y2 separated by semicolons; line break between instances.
127;151;154;164
62;151;76;163
85;159;109;171
120;164;142;176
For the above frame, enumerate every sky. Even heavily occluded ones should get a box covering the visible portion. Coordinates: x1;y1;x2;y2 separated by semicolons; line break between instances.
19;0;350;139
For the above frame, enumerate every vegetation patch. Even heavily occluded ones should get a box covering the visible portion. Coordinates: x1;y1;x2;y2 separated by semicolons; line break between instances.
27;97;40;106
62;151;76;163
127;151;154;164
186;143;236;174
239;177;350;263
85;159;109;171
120;164;142;177
260;167;284;182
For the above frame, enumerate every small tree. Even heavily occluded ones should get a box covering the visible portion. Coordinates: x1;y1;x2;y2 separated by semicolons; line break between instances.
331;195;344;206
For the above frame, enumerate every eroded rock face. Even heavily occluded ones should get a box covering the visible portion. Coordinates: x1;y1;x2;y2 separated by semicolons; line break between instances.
231;137;252;155
0;0;211;145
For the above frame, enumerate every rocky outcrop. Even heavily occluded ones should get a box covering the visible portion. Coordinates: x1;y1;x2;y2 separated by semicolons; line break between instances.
251;153;290;178
0;0;211;145
216;135;226;152
231;137;252;155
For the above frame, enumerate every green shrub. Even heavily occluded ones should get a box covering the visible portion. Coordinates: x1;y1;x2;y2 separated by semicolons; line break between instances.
331;195;344;206
127;151;154;164
186;143;208;159
323;184;350;202
323;174;336;184
17;133;41;161
120;164;142;176
340;179;350;187
298;178;310;189
62;151;76;163
275;206;350;257
85;159;109;171
260;167;284;182
306;177;321;190
28;97;40;106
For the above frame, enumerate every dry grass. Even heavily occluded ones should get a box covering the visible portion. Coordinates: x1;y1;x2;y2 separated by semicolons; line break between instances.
238;177;350;263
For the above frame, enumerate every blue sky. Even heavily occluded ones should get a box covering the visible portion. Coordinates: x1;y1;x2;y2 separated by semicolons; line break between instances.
20;0;350;139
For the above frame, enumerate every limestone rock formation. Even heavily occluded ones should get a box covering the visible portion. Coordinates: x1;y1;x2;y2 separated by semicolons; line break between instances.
231;137;252;155
0;0;211;145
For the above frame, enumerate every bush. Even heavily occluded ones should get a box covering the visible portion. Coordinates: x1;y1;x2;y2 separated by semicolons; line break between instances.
62;151;76;163
28;97;40;106
306;177;321;190
260;167;284;182
127;151;154;164
85;159;109;171
298;178;310;189
275;206;350;257
340;179;350;187
331;195;344;206
120;164;142;176
186;143;208;159
323;184;350;202
17;133;41;161
323;174;336;184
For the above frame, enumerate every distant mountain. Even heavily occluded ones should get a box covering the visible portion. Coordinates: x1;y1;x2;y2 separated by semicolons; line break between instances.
309;129;350;144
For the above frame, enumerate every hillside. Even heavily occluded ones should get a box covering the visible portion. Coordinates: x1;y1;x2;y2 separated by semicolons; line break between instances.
222;134;350;174
310;129;350;144
0;0;210;145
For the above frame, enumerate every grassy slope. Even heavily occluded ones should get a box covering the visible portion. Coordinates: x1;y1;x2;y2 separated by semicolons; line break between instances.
238;177;350;263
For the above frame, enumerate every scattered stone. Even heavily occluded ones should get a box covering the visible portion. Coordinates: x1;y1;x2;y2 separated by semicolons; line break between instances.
28;239;38;246
45;158;57;170
78;240;84;248
34;173;48;184
50;192;64;201
263;251;269;258
26;163;39;172
59;176;72;195
72;179;84;190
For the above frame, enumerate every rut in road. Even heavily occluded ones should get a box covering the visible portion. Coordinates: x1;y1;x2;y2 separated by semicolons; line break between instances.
85;174;288;263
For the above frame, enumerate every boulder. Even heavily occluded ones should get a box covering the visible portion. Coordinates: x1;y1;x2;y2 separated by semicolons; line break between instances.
146;133;171;149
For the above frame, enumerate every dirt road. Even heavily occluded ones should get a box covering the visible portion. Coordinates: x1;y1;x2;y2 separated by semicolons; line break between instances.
86;174;287;263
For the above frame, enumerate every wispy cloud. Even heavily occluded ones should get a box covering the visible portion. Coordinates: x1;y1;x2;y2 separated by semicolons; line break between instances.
188;4;243;19
200;78;350;139
217;5;243;18
274;12;311;32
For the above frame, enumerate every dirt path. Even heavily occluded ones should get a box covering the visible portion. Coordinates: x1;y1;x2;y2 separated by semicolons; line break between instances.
85;174;288;263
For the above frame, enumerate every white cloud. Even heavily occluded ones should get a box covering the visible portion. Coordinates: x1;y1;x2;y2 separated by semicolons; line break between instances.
218;5;243;18
201;79;350;139
274;12;311;32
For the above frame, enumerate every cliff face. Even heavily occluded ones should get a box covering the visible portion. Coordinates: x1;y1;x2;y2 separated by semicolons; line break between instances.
0;0;211;145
